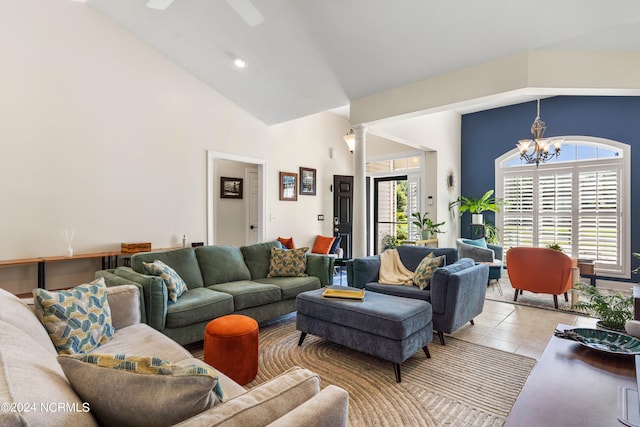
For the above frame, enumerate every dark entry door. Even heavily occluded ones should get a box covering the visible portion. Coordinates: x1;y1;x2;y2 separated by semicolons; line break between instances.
333;175;353;258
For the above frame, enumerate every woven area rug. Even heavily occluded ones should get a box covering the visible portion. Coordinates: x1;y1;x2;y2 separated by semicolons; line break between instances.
192;316;536;427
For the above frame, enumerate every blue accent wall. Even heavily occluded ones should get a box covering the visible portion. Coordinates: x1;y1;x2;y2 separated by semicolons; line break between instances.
460;96;640;280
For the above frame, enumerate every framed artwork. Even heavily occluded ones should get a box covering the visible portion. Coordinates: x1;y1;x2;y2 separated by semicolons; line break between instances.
279;172;298;201
299;167;316;196
220;177;243;199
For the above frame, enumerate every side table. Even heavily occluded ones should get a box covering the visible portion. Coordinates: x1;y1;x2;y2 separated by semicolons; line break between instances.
578;259;597;286
333;258;352;286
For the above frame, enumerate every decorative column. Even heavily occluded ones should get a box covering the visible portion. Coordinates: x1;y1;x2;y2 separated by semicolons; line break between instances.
352;124;367;257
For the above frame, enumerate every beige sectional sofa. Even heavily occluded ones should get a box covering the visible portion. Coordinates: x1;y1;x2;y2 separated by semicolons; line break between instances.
0;285;348;426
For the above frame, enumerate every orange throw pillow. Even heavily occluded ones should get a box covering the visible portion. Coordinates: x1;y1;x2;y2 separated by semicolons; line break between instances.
312;235;335;254
278;237;295;249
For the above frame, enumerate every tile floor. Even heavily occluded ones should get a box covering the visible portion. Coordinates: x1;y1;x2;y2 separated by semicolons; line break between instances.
449;299;598;360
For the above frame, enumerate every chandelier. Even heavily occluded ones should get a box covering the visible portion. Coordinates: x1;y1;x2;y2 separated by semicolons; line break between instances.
517;99;562;167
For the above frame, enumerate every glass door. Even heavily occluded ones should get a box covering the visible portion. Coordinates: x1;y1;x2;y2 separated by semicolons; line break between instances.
374;176;409;253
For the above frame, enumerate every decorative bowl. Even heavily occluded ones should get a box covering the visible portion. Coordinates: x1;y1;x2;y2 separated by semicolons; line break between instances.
570;328;640;355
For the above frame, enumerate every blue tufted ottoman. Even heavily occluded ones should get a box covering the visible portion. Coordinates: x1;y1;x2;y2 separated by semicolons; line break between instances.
296;286;433;382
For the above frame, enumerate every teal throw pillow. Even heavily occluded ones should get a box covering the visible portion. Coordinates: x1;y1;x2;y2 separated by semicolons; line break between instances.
463;238;488;248
413;254;445;290
32;277;115;355
143;259;189;303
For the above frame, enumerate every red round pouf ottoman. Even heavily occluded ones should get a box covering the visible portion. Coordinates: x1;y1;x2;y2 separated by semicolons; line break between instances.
204;314;259;385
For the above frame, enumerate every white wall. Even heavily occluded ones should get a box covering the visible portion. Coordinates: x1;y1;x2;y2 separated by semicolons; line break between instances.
370;111;462;248
268;112;353;249
0;0;351;294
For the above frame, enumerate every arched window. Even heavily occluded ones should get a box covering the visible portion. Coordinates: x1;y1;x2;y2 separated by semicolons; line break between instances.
495;136;631;278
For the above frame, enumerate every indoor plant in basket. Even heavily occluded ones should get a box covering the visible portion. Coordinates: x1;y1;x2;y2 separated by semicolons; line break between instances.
411;212;445;240
573;282;633;332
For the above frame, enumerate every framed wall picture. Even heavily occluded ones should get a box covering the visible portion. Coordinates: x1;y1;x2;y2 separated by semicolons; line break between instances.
220;177;243;199
279;172;298;201
299;167;316;196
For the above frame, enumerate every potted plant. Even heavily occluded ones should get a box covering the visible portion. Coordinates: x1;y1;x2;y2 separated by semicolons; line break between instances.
449;189;503;225
381;234;399;250
573;282;633;332
483;221;500;245
411;212;445;240
546;242;563;252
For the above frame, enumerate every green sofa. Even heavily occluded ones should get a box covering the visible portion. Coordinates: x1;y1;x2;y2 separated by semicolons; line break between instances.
96;241;334;345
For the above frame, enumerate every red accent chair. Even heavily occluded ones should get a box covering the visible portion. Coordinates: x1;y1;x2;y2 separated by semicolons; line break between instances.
506;247;576;309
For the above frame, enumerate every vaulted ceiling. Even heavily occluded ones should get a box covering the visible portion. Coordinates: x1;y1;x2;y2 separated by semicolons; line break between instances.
87;0;640;125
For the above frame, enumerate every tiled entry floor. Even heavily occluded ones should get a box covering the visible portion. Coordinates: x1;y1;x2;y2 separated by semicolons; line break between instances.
449;299;598;361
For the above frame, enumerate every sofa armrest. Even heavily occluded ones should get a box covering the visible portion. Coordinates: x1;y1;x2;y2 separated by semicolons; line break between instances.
430;263;489;332
347;256;380;289
111;267;168;331
96;269;147;324
459;244;495;263
175;367;324;427
267;385;349;427
487;244;503;261
306;254;334;286
105;285;141;329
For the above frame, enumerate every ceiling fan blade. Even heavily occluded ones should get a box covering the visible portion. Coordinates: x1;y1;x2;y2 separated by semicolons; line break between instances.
146;0;175;10
225;0;264;27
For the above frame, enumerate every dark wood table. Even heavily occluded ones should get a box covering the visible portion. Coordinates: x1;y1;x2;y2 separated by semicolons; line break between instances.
505;324;636;426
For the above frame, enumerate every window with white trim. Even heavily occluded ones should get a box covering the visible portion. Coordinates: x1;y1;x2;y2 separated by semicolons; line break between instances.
496;137;630;278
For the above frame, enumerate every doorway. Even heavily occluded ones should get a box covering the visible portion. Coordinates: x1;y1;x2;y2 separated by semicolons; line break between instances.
206;151;265;245
372;174;419;254
333;175;353;258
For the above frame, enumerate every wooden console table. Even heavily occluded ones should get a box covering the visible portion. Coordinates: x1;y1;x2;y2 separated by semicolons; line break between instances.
0;251;124;289
505;324;636;426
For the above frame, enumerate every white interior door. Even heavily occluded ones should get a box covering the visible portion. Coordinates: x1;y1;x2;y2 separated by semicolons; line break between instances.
246;168;260;244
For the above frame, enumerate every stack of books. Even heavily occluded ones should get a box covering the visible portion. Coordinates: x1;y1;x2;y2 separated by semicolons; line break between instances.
322;287;365;301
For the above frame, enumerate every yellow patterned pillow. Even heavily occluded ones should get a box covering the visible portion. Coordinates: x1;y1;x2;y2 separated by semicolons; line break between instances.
413;254;445;290
267;247;309;277
33;277;115;355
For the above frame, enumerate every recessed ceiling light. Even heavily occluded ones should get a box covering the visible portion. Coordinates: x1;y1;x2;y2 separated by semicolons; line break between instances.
234;57;247;69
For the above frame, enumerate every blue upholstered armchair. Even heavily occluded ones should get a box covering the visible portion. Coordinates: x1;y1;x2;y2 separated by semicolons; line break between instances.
346;246;489;345
455;238;504;295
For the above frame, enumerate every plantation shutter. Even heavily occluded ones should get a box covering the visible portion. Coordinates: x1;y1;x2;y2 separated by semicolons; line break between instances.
499;161;623;275
538;172;573;255
578;166;620;272
502;174;533;251
406;176;420;240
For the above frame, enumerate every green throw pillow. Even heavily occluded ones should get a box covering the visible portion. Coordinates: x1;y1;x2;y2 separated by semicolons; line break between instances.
143;259;189;303
58;354;225;427
267;247;309;277
33;277;115;355
414;254;445;290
